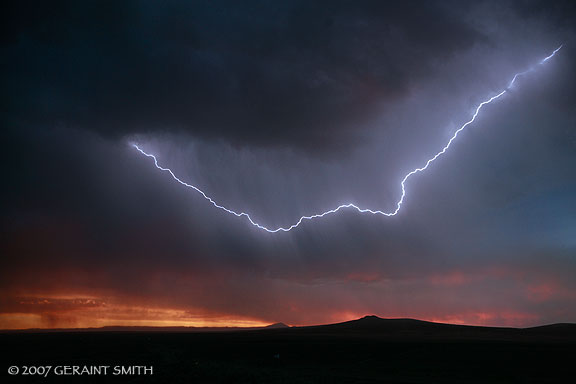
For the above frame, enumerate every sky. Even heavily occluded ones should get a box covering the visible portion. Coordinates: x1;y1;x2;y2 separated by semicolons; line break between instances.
1;0;575;329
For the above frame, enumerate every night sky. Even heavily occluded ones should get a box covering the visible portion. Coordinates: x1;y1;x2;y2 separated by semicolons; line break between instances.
1;0;575;329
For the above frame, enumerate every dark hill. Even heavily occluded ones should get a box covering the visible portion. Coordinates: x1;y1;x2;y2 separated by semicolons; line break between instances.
323;315;442;330
283;315;576;342
264;322;290;329
2;316;574;383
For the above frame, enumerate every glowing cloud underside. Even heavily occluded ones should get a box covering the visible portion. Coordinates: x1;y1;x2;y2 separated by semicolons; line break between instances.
133;45;563;233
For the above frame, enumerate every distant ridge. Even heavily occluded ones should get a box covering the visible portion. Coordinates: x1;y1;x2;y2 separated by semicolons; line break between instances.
288;315;576;342
325;315;435;329
1;322;290;333
3;315;573;383
2;316;575;341
265;322;289;329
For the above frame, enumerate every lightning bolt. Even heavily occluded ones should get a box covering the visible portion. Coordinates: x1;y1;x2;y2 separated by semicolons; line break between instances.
133;45;563;233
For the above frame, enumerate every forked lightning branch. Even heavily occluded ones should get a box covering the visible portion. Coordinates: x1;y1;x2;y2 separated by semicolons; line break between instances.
133;46;562;233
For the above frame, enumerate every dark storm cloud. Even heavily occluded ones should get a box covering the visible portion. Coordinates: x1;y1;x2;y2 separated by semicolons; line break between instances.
2;0;482;153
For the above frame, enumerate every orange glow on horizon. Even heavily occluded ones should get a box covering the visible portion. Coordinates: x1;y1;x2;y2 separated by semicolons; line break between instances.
0;289;550;330
0;294;271;330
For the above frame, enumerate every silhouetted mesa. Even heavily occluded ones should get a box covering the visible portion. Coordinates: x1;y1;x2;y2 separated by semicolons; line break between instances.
2;316;574;383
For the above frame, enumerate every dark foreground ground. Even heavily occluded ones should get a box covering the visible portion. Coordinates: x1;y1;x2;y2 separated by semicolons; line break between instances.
2;316;575;383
